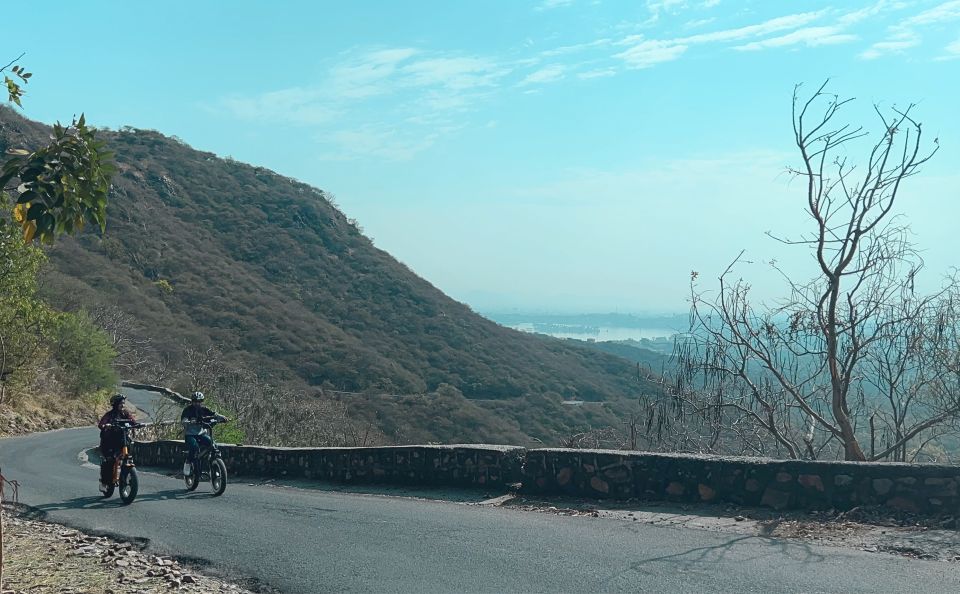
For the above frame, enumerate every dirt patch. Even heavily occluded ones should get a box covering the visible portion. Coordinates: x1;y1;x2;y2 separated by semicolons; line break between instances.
1;505;263;593
504;496;960;562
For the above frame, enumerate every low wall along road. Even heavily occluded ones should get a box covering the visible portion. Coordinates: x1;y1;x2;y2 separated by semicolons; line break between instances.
133;441;526;489
132;440;960;513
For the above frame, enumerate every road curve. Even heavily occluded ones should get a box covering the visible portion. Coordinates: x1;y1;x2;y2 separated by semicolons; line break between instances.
1;388;958;593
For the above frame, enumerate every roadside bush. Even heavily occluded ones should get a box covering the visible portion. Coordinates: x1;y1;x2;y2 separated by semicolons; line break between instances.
52;311;118;396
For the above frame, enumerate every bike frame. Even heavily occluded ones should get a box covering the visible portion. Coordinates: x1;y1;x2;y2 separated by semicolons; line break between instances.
194;427;221;475
108;424;138;485
111;443;132;484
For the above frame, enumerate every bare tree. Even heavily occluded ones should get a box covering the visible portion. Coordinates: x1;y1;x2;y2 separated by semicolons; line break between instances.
561;427;626;450
181;345;226;393
164;352;388;448
147;351;175;386
675;81;957;461
90;305;154;375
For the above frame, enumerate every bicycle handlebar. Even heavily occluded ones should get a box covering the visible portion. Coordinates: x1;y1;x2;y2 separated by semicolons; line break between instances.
181;416;230;426
104;421;150;429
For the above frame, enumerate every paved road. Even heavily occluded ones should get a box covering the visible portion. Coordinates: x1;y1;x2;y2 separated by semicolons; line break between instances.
2;388;958;593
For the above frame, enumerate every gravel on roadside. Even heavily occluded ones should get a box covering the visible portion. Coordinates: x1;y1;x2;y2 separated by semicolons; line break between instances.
1;505;262;594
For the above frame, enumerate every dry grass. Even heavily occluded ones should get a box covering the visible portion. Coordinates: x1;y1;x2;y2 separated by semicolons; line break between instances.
0;389;102;438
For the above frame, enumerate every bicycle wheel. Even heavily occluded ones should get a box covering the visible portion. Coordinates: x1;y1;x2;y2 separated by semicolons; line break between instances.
184;460;200;491
210;458;227;497
119;467;139;504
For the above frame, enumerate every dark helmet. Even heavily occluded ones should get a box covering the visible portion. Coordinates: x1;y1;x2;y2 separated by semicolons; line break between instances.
191;391;205;402
110;393;126;407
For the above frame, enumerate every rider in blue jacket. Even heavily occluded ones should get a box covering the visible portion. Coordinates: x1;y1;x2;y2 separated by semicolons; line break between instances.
180;391;227;472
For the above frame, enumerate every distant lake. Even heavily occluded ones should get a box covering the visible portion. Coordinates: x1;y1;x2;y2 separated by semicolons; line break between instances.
510;324;679;342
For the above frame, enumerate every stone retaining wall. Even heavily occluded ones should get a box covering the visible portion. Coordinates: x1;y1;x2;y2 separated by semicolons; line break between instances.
131;440;960;512
121;381;189;403
522;449;960;512
131;440;525;489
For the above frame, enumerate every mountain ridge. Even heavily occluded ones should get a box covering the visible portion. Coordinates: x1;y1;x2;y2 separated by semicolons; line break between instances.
0;107;657;444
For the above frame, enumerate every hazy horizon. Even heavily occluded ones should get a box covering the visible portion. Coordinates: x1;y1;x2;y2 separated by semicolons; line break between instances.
9;1;959;312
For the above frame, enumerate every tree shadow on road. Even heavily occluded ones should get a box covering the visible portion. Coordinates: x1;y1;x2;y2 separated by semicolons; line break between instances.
604;533;828;587
21;488;219;517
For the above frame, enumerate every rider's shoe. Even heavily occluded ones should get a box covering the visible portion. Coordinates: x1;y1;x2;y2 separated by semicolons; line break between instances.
99;481;109;494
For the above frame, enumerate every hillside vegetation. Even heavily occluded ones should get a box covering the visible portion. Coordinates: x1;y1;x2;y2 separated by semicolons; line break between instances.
0;108;658;446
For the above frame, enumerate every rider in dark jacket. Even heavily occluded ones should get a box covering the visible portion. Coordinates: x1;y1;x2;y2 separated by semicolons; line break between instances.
181;391;227;471
98;393;137;492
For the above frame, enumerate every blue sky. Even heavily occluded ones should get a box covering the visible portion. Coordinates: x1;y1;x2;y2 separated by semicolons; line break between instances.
8;1;960;312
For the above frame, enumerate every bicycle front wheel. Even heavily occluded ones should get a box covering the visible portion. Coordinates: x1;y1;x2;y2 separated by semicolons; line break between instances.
184;461;200;491
119;467;139;504
210;458;227;496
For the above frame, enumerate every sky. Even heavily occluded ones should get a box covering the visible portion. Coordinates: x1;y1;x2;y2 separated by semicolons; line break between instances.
7;0;959;313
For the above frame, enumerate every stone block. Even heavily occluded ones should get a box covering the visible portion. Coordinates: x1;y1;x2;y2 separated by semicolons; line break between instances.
698;484;716;501
886;496;919;513
798;474;824;492
590;476;609;494
761;488;791;510
872;478;894;496
666;482;685;496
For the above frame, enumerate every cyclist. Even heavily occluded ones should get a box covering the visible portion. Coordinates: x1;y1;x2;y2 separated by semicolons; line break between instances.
180;391;228;474
98;393;137;493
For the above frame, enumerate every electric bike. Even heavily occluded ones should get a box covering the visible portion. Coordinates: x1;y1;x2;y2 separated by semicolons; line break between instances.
183;417;228;496
100;419;149;504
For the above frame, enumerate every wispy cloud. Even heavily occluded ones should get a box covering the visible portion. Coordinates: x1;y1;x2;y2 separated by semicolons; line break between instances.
837;0;902;26
902;0;960;26
220;88;336;126
578;67;618;79
683;17;716;29
536;0;574;11
861;0;960;59
402;56;506;91
328;48;420;99
681;11;826;43
216;3;949;161
616;40;689;68
323;125;443;161
614;10;827;68
219;47;510;161
540;38;613;58
940;35;960;58
860;34;920;59
736;26;858;51
521;64;566;85
647;0;688;15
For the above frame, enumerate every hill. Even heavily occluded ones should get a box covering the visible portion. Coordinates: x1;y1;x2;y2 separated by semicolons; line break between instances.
0;108;657;445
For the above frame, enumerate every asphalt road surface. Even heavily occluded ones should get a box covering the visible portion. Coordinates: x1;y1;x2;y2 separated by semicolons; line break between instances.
1;388;958;593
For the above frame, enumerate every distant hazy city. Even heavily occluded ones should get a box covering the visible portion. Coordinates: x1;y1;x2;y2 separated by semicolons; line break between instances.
482;312;686;353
